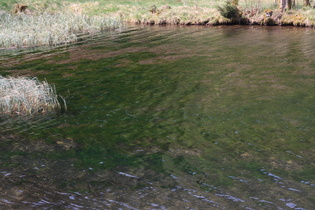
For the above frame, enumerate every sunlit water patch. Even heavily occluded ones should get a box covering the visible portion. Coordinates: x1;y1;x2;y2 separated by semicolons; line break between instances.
1;25;315;209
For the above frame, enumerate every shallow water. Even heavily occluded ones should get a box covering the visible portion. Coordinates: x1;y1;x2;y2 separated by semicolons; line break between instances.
1;25;315;209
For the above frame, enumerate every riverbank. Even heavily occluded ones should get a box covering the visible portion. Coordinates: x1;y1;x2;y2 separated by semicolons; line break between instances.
12;0;312;26
0;0;315;48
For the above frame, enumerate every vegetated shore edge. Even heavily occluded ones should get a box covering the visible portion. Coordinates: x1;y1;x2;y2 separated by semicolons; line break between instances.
1;1;315;49
118;4;315;27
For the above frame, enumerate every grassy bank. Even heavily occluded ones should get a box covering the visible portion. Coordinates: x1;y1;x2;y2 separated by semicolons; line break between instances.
0;12;121;48
0;0;314;48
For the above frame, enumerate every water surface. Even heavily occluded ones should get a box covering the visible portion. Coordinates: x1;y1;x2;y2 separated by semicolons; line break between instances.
0;25;315;209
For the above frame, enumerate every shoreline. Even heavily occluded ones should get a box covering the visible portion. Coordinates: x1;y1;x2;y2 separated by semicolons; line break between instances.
0;1;315;48
121;6;315;27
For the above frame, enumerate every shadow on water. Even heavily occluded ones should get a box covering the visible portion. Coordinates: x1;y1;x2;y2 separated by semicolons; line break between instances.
1;25;315;209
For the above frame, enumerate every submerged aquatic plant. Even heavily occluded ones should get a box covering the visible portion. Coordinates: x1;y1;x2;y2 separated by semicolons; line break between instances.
0;76;65;115
0;12;121;48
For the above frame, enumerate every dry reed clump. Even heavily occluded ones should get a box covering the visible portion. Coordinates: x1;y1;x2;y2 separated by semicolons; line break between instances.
0;12;121;48
0;76;65;115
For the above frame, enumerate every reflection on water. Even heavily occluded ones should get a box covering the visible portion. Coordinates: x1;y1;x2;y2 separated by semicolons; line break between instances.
1;25;315;209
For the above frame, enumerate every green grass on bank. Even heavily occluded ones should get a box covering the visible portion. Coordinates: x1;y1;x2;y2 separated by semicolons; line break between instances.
0;0;311;13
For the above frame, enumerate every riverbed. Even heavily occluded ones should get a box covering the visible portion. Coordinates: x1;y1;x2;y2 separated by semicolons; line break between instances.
0;25;314;209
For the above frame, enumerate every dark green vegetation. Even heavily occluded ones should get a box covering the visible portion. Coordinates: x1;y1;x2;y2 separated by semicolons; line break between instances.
217;0;242;23
0;26;314;208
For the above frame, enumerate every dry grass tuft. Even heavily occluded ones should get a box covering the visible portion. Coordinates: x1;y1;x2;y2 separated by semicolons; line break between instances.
0;76;65;115
0;12;121;48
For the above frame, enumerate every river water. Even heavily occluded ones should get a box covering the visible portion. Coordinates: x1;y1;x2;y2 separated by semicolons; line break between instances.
0;25;315;209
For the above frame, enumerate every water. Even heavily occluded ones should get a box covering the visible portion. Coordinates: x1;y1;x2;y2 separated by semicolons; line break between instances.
1;25;315;209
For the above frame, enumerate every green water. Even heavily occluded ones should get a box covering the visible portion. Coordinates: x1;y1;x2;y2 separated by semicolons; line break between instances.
1;25;315;209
